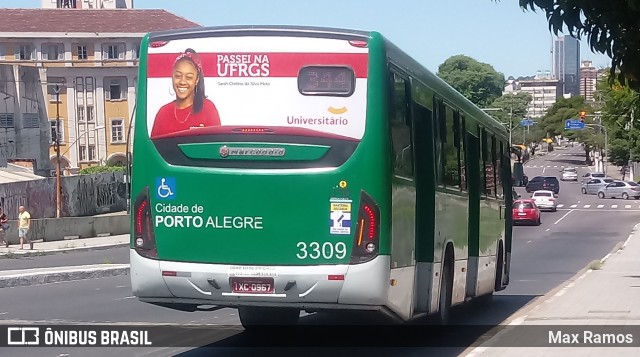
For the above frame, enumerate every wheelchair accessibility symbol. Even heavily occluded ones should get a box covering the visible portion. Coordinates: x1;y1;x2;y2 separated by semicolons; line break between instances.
156;177;176;200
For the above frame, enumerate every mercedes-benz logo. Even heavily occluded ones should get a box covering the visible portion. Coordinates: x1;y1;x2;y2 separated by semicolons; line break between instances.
219;145;229;158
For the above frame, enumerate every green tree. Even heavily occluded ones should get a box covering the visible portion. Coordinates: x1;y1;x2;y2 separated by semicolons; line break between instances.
437;55;505;107
511;0;640;90
539;96;599;160
597;73;640;164
487;92;532;142
78;164;125;175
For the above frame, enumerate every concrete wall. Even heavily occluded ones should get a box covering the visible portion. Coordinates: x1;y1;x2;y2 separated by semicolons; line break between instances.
3;212;129;243
0;171;127;219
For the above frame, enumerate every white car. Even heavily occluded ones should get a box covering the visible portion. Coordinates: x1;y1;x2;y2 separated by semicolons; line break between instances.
561;167;578;181
531;190;557;212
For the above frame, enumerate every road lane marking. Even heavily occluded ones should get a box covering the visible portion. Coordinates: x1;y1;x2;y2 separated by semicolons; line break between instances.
554;209;574;225
625;205;632;209
597;204;604;208
612;205;618;209
542;167;546;174
557;204;564;208
114;296;135;301
584;205;591;208
570;204;577;208
545;229;550;231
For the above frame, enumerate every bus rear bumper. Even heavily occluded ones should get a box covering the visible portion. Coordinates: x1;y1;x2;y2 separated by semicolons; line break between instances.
130;249;390;308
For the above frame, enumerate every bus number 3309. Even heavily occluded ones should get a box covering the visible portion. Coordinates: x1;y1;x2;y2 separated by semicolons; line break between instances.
296;241;347;260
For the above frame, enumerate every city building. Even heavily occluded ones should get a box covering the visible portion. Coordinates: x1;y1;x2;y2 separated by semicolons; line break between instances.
552;35;580;97
42;0;133;9
503;71;561;118
0;3;199;175
578;60;606;103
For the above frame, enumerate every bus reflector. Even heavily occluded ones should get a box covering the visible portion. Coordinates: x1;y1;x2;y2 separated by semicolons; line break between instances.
350;190;380;264
133;186;158;259
348;40;368;48
162;271;177;277
328;275;345;281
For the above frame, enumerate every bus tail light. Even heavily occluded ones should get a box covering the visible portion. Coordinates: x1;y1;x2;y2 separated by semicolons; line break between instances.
350;190;380;264
133;187;157;259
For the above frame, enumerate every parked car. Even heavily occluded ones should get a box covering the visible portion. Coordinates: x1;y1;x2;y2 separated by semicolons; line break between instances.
597;181;640;199
581;171;606;184
560;167;578;181
531;190;557;211
526;176;560;194
581;178;615;195
512;199;541;226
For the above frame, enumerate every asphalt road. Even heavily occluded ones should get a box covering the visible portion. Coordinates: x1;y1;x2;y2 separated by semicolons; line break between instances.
1;146;638;356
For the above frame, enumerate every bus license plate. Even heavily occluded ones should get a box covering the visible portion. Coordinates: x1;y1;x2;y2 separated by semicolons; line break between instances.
231;277;275;294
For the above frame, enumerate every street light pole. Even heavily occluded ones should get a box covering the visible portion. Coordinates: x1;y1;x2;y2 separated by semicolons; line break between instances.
54;84;62;219
585;123;608;175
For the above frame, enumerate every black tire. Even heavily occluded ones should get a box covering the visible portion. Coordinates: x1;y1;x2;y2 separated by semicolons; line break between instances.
238;306;300;329
436;257;453;325
623;193;629;200
598;192;605;199
536;218;541;226
581;188;587;194
495;245;504;291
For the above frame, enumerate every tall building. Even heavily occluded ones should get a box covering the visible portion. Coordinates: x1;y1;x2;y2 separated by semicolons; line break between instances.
553;35;580;97
0;6;199;175
579;60;599;102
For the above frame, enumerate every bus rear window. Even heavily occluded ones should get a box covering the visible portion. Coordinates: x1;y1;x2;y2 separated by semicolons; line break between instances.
298;66;355;96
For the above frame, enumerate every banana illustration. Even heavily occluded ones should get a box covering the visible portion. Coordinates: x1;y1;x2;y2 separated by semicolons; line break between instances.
328;106;348;114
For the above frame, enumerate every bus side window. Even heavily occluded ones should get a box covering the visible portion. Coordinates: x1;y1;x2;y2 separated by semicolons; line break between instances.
390;72;413;178
442;105;460;189
433;97;445;185
459;114;467;191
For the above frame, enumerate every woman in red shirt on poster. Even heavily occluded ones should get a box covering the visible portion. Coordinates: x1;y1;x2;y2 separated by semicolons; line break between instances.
151;48;221;138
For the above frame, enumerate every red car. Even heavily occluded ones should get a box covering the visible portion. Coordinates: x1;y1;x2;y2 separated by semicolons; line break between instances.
512;199;541;226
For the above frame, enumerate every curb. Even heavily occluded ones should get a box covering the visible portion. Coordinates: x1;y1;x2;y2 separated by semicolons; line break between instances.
0;242;129;258
0;264;130;288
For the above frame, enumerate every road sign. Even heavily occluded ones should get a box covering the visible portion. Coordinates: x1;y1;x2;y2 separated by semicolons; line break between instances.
564;119;585;130
520;119;535;127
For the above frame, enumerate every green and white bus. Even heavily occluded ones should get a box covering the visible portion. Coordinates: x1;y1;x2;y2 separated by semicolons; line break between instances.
130;25;513;326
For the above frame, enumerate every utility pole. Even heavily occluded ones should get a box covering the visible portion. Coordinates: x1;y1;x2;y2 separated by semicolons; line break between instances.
508;101;513;145
54;84;62;218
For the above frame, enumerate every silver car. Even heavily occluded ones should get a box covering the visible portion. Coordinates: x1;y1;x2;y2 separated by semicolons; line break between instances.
581;171;606;184
561;167;578;181
597;181;640;199
581;178;614;195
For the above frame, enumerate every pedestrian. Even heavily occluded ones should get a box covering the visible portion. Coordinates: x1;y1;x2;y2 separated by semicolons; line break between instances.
0;207;8;247
18;205;32;250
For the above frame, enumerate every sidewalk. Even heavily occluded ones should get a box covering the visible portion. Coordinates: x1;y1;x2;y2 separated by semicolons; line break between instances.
465;223;640;356
0;234;130;288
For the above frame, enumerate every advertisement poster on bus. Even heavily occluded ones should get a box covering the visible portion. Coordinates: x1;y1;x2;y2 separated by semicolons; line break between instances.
145;36;369;141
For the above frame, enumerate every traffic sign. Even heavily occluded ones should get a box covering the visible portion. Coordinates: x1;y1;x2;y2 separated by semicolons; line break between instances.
520;119;535;127
564;119;585;130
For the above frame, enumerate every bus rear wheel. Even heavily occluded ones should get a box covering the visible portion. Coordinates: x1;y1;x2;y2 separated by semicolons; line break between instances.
436;257;453;325
238;306;300;328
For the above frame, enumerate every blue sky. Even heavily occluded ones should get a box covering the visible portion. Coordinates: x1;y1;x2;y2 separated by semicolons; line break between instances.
3;0;612;78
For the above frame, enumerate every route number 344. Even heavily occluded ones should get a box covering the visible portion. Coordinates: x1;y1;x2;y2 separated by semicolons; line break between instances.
296;241;347;260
